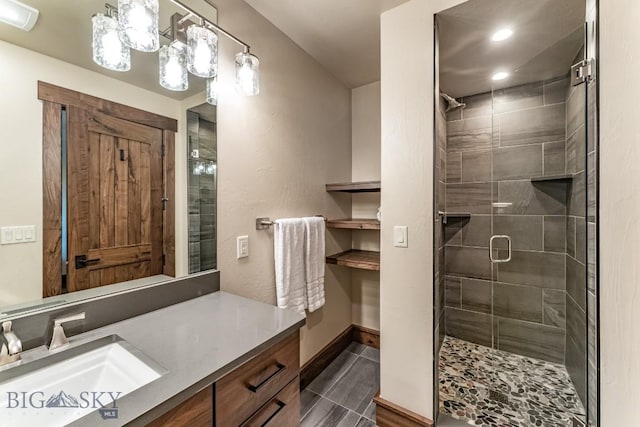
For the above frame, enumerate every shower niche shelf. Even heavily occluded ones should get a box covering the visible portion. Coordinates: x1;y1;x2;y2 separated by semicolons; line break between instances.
530;173;574;183
438;212;471;225
325;181;381;193
326;250;380;271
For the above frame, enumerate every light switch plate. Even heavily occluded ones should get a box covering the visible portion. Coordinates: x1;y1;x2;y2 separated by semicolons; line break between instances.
1;226;36;245
393;226;408;248
237;236;249;259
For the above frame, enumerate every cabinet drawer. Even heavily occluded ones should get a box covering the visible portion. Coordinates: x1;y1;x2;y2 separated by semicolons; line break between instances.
216;331;300;427
240;378;300;427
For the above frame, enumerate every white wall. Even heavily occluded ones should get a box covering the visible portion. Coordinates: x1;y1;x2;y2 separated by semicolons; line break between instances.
351;81;381;330
0;41;187;307
380;0;465;419
599;1;640;424
212;0;354;365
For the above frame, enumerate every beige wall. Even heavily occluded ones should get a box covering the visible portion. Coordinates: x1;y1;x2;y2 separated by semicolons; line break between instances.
212;0;353;365
380;0;465;419
351;81;381;330
599;1;640;424
0;41;188;307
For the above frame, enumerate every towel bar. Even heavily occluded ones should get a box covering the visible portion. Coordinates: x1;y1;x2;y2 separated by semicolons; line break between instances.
256;216;327;230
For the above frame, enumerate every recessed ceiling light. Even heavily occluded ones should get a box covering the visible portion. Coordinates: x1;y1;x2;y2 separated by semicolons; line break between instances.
492;71;509;81
492;28;513;42
0;0;39;31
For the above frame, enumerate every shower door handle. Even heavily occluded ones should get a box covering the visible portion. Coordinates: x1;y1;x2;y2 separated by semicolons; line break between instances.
489;235;512;263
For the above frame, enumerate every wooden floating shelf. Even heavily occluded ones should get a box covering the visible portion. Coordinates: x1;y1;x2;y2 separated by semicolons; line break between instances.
530;174;574;183
326;218;380;230
326;250;380;271
326;181;381;193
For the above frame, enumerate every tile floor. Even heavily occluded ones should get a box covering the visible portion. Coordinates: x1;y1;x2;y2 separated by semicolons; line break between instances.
439;336;586;427
301;342;380;427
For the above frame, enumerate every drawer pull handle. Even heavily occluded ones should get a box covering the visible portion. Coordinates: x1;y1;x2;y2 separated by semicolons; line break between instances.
241;401;286;427
246;363;286;393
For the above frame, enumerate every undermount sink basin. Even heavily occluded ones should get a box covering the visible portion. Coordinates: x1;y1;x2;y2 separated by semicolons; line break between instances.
0;335;165;426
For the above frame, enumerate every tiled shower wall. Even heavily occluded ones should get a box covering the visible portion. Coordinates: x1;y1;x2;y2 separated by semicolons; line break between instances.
187;111;217;274
443;78;571;364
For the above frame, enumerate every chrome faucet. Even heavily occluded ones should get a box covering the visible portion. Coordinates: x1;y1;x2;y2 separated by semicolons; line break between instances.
49;313;85;351
0;321;22;366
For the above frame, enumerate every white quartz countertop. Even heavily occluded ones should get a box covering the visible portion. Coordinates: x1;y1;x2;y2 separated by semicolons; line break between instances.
28;291;306;426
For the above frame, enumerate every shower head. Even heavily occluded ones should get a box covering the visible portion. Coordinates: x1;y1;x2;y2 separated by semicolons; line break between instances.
440;92;466;112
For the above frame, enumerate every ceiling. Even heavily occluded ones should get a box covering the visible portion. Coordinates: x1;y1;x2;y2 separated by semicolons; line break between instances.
438;0;585;98
244;0;408;88
0;0;218;100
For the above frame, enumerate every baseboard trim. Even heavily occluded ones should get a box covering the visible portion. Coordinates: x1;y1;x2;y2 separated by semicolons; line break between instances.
300;324;381;390
374;392;434;427
352;324;380;349
300;325;353;390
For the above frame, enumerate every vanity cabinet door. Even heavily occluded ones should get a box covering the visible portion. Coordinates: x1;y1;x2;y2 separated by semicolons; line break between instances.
215;331;300;426
146;387;213;427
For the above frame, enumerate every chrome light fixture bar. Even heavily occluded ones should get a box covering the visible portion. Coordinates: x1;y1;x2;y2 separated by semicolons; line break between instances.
166;0;260;98
92;0;260;100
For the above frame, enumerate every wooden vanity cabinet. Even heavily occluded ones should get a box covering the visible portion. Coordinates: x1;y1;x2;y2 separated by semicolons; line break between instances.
146;331;301;427
215;331;300;426
146;388;213;427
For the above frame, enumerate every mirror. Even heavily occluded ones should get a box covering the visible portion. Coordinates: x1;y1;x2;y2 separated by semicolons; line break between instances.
0;0;218;316
186;103;217;274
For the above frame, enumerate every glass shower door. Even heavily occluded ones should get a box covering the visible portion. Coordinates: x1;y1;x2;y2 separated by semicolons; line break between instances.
488;26;591;424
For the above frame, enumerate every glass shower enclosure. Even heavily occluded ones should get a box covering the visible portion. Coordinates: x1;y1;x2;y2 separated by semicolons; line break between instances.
434;0;598;425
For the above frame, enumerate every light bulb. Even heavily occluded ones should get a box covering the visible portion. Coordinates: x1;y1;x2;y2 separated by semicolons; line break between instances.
193;42;212;75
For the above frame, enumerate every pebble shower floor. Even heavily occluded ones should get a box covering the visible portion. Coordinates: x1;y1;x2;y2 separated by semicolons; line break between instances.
439;336;586;427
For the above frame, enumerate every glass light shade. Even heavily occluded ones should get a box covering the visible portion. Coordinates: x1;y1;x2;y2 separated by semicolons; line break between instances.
92;13;131;72
205;162;216;175
159;44;188;91
206;76;217;105
235;52;259;96
118;0;159;52
186;25;218;78
193;161;205;176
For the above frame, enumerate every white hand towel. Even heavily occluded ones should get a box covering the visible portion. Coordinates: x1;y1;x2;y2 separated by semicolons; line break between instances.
303;217;326;312
274;218;306;314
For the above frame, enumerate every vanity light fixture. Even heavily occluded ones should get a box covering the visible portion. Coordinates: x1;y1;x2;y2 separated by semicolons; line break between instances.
491;28;513;42
118;0;160;52
235;51;260;96
159;43;188;91
492;71;509;81
92;6;131;72
187;25;218;78
206;76;218;105
0;0;39;31
92;0;260;98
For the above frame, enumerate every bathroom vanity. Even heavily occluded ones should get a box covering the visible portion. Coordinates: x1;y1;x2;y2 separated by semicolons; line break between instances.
0;289;305;427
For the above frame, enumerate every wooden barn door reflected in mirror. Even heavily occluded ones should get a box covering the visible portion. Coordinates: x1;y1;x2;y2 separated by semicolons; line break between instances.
66;108;164;292
39;82;176;297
